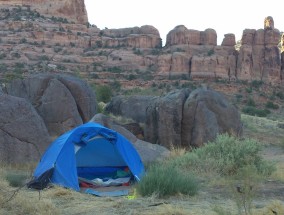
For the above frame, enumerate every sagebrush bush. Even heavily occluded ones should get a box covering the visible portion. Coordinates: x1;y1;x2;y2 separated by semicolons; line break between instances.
5;171;29;187
137;163;198;197
172;134;275;177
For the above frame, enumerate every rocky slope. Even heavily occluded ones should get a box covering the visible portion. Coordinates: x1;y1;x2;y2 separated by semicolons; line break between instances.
0;3;283;87
0;0;87;24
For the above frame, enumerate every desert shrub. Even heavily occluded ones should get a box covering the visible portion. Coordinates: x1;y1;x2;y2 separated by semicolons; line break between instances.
246;97;256;107
97;102;106;113
265;101;279;109
5;171;29;187
172;134;275;177
253;200;284;215
95;85;112;103
275;91;284;100
250;80;263;89
207;49;214;56
230;166;260;215
137;163;198;197
242;106;270;117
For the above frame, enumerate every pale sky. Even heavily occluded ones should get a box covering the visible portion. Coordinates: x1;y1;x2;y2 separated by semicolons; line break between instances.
85;0;283;46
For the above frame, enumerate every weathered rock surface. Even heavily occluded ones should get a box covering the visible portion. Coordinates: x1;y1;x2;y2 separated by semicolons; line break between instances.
221;34;236;46
0;94;51;163
90;114;170;163
101;25;162;49
106;87;243;148
0;0;88;24
145;89;191;148
237;19;281;83
181;87;243;147
105;95;157;123
0;5;282;88
166;25;217;46
6;74;97;136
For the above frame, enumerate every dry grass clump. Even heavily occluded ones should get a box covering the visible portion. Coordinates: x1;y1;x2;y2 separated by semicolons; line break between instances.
0;166;58;215
169;145;187;159
241;114;284;145
145;204;188;215
271;162;284;181
2;194;59;215
253;200;284;215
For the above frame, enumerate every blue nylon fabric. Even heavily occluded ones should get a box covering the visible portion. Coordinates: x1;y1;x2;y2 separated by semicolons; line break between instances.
76;137;126;167
115;133;145;180
32;122;145;190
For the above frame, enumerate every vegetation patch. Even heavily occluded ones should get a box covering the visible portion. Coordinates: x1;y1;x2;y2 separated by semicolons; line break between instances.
171;134;275;177
137;163;198;197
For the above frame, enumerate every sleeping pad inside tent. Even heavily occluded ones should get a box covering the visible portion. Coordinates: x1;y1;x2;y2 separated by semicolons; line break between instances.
28;122;145;196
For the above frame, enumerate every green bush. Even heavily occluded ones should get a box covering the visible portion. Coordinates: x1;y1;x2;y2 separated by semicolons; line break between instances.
95;85;112;103
172;134;275;177
265;101;279;109
250;80;263;89
246;97;256;107
137;163;198;197
242;106;270;117
5;172;29;187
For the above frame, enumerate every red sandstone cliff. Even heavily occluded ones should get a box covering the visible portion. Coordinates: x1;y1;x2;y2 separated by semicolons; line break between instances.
0;0;88;24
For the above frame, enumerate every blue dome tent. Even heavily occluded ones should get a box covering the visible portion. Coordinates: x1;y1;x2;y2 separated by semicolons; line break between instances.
29;122;145;191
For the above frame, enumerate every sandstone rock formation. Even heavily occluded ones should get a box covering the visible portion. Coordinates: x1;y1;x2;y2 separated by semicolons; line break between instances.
166;25;217;46
90;113;170;163
0;0;88;24
101;25;161;49
0;94;51;163
221;34;236;46
0;4;282;90
6;74;97;136
106;87;243;148
237;17;281;83
264;16;274;30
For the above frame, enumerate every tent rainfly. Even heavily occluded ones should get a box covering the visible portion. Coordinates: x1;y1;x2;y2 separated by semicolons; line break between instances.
29;122;145;191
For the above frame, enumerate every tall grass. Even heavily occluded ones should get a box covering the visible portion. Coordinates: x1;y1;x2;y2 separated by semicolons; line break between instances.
137;163;198;197
172;134;275;177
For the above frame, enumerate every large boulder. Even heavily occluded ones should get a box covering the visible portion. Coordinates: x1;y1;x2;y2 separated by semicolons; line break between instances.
106;87;242;149
90;114;170;164
181;87;243;147
105;95;157;123
0;94;51;163
145;89;191;148
145;87;242;148
6;74;97;136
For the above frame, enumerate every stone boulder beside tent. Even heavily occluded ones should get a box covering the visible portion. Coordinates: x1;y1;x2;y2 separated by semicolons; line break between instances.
90;113;170;164
0;94;51;163
106;87;243;149
6;74;97;137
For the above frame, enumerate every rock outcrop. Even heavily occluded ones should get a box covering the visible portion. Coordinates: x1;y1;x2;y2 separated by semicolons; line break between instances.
0;5;282;90
0;94;51;163
166;26;217;46
237;17;281;83
6;74;97;136
105;95;157;123
90;113;170;163
0;0;88;24
101;25;162;49
106;87;243;149
181;87;243;147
